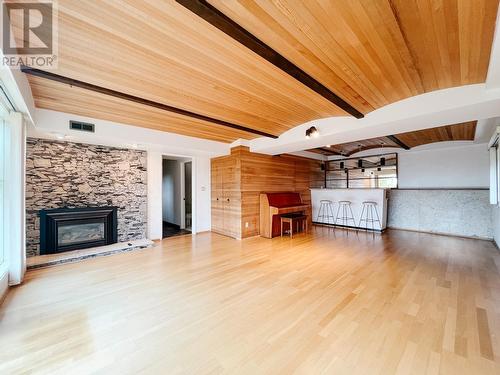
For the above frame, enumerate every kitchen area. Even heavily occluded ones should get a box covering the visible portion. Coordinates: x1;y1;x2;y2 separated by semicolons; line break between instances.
310;153;395;232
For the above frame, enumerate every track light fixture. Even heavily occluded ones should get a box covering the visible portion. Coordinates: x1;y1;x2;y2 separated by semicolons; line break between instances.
305;126;319;139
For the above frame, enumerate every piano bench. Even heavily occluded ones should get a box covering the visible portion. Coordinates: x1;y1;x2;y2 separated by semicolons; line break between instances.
280;214;308;238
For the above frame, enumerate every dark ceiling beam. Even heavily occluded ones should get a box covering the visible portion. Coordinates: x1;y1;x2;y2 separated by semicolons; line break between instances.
387;135;410;150
20;66;278;139
176;0;364;119
318;147;341;155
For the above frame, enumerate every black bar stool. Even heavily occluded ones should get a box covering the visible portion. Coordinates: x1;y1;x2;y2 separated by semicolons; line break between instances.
335;201;356;229
316;200;335;225
358;201;382;235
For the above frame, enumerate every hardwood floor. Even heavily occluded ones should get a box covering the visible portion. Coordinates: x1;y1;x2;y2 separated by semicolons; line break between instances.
1;228;499;374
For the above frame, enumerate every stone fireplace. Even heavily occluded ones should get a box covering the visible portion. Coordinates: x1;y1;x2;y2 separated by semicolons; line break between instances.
26;138;147;257
40;207;118;254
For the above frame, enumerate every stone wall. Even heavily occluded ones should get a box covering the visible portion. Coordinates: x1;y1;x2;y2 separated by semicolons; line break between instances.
26;138;147;257
387;189;493;239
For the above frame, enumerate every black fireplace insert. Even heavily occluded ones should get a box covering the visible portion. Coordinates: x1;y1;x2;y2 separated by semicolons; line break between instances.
40;206;118;254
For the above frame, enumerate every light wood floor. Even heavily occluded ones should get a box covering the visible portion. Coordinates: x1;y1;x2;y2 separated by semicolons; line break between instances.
1;228;499;374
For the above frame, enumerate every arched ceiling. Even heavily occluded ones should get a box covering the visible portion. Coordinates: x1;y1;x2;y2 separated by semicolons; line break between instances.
14;0;499;143
308;121;477;156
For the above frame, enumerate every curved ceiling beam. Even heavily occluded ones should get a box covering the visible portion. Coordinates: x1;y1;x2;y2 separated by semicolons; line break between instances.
250;84;500;155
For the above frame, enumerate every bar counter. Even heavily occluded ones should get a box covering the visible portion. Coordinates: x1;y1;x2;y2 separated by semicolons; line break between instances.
310;188;388;231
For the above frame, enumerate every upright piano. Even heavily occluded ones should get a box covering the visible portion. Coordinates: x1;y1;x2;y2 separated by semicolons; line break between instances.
259;192;310;238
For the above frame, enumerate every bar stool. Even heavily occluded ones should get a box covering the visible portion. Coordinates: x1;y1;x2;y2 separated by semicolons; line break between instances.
316;200;335;225
358;201;382;235
335;201;356;229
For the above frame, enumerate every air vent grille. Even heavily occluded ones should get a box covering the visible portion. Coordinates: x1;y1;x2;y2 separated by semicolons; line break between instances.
69;120;95;133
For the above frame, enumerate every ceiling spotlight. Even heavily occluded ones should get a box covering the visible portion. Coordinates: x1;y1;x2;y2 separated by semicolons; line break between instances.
326;144;331;148
305;126;319;139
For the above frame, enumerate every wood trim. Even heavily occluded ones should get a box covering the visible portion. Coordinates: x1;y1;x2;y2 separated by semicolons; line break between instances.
20;66;278;139
387;135;410;150
387;227;493;242
176;0;364;119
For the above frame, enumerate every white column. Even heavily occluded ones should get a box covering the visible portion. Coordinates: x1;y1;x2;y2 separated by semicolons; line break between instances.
147;151;163;240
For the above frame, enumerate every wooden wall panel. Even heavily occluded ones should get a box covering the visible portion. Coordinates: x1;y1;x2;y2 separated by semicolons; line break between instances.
238;147;323;238
210;147;323;239
211;154;241;238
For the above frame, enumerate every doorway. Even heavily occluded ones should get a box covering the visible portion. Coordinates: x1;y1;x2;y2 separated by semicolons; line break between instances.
184;161;192;230
162;156;192;238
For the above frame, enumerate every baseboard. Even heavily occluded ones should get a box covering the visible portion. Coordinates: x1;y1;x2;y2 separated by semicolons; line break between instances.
0;271;8;306
494;238;499;250
387;226;493;242
313;221;384;233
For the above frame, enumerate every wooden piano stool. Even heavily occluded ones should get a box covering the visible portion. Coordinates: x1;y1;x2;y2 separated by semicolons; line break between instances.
281;214;308;238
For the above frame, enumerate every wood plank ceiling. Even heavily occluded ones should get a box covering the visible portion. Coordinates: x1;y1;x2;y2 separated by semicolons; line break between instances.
308;121;478;156
19;0;499;142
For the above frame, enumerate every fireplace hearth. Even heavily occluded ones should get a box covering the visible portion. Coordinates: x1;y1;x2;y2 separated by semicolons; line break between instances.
40;207;118;254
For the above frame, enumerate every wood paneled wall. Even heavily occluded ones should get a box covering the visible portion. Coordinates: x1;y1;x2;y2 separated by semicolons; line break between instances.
211;146;323;238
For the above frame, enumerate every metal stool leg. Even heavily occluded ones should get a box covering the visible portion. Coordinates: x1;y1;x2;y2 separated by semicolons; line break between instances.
316;203;324;222
348;204;356;227
328;203;335;227
373;205;382;230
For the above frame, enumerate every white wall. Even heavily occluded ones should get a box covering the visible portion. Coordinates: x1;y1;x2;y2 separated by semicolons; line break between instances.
147;152;163;240
398;143;490;188
193;157;211;233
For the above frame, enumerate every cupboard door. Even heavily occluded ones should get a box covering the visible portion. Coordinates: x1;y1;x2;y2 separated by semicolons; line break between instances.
222;157;240;238
211;160;224;233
